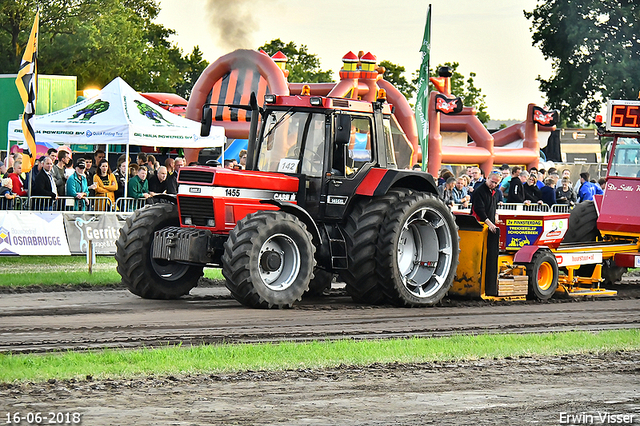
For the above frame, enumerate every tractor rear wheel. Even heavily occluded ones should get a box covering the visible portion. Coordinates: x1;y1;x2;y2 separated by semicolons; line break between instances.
222;210;315;308
340;190;407;305
526;251;559;300
116;203;202;299
376;192;459;307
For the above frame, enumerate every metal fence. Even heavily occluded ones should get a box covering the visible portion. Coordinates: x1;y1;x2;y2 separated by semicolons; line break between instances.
1;196;147;212
452;202;576;214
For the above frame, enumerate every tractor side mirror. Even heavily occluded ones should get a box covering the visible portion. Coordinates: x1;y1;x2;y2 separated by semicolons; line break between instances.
335;114;351;145
201;107;212;137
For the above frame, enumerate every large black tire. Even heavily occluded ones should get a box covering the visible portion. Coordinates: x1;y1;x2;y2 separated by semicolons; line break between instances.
305;268;334;297
376;192;459;307
222;210;315;308
526;250;559;300
601;259;628;285
116;203;203;299
563;201;600;243
340;190;407;304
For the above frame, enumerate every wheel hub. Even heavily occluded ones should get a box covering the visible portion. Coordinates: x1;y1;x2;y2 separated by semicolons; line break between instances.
260;250;282;272
258;233;301;290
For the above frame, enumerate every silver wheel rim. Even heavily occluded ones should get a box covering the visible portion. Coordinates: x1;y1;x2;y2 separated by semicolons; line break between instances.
396;206;453;298
259;233;301;291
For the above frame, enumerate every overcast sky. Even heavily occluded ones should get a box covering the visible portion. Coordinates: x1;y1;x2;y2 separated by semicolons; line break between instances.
156;0;553;120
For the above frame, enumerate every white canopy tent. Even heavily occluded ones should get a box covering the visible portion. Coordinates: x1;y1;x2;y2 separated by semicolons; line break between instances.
7;76;224;156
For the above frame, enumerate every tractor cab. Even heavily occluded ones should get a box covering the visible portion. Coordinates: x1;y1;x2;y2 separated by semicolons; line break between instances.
596;100;640;237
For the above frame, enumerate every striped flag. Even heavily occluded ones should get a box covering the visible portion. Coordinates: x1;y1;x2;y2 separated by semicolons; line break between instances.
15;11;39;173
415;5;431;171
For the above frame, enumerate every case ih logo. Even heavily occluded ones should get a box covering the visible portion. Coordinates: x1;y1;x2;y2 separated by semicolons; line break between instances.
0;228;11;245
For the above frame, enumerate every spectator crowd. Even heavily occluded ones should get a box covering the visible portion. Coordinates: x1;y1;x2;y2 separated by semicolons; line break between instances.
0;148;188;211
430;163;605;211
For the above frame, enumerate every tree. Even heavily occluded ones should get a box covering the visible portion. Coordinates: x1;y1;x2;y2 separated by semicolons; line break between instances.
525;1;640;125
173;46;209;99
379;60;415;100
258;39;333;83
414;62;490;123
0;0;206;96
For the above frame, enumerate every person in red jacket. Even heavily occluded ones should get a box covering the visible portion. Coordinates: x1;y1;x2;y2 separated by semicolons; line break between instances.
8;160;27;197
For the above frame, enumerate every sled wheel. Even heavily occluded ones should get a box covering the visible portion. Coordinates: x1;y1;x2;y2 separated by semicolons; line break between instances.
526;251;559;300
222;210;315;308
116;203;202;299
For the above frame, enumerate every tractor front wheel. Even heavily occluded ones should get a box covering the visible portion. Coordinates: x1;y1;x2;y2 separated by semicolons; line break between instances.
222;210;315;308
115;203;202;299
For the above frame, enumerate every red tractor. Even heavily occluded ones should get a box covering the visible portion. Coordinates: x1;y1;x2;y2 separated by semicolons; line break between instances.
116;92;460;308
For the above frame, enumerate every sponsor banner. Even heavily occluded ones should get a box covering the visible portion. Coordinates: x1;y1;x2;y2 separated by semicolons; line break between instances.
555;251;603;267
538;218;568;244
0;211;70;255
63;213;127;255
505;219;543;249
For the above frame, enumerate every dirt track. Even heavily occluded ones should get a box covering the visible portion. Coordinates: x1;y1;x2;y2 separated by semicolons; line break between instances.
1;281;639;425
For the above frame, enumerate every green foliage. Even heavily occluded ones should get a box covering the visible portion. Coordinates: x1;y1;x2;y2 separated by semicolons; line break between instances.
414;62;490;123
1;330;638;382
379;60;415;99
525;1;640;125
0;0;208;97
258;39;333;83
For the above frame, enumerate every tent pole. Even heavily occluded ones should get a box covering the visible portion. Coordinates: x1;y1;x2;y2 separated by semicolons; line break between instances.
124;143;129;198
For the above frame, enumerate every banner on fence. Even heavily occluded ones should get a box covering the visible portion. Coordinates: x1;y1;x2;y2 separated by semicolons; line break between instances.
0;211;70;255
63;213;127;255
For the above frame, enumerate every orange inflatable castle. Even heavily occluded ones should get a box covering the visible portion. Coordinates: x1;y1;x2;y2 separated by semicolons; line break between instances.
185;50;557;175
427;66;558;176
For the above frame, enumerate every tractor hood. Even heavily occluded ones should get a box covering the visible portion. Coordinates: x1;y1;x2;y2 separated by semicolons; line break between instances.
178;166;299;193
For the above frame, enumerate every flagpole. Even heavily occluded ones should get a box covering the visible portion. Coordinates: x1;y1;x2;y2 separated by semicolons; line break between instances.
415;4;431;172
15;10;39;176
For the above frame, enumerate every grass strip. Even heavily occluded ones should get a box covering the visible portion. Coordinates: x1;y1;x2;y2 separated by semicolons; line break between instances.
1;329;638;383
0;255;222;287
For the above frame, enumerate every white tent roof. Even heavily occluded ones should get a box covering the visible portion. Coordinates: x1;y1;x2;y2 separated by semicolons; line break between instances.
7;77;224;149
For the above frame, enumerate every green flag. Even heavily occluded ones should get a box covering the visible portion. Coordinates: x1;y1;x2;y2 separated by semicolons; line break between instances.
415;5;431;171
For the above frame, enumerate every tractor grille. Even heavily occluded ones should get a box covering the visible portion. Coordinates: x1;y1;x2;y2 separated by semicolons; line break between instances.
178;196;215;227
179;170;214;184
332;99;350;108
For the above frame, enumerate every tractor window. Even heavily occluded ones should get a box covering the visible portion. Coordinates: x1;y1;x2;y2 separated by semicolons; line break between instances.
609;137;640;178
300;114;326;177
347;116;372;176
383;116;413;169
256;111;325;176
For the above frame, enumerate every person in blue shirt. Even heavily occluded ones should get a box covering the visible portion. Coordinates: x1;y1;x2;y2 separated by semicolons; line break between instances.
66;158;96;211
577;172;603;202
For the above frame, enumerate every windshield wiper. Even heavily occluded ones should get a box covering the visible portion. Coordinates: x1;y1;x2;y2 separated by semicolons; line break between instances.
262;108;294;141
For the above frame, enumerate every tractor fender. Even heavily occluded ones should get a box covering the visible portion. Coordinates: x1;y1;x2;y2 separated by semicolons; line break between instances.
513;245;551;264
260;199;322;246
355;168;439;197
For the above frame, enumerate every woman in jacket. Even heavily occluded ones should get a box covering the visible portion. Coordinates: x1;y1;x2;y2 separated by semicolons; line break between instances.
93;159;117;211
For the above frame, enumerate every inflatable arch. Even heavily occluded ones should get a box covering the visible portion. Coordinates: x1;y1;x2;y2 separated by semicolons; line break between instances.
186;49;556;174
